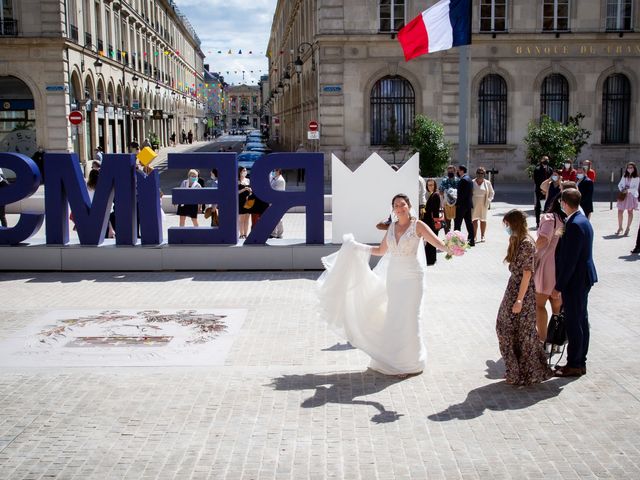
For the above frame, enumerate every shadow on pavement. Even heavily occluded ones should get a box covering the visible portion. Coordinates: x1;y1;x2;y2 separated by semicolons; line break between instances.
427;376;578;422
619;254;640;262
269;371;405;424
321;342;355;351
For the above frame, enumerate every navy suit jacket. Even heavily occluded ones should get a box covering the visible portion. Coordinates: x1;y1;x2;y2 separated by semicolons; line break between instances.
555;211;598;294
577;177;594;215
457;174;473;210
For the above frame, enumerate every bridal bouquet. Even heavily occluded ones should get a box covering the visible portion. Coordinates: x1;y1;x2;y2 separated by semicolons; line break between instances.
444;231;469;259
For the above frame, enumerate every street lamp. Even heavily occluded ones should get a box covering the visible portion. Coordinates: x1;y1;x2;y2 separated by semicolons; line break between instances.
295;41;316;153
132;75;139;87
93;58;103;73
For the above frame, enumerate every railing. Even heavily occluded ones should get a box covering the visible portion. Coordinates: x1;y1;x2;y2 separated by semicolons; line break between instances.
85;32;92;47
0;19;18;36
69;24;79;42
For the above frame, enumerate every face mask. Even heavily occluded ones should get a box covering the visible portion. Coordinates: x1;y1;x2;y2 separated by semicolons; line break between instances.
577;173;585;180
564;163;571;169
551;175;559;182
189;177;197;183
210;174;216;180
447;172;454;178
504;225;512;236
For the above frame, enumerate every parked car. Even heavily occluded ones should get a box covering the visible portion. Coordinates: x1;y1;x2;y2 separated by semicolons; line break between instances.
245;142;272;154
237;151;265;173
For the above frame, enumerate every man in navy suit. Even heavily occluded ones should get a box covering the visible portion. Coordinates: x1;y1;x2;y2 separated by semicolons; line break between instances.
552;188;598;377
576;166;594;219
454;165;475;246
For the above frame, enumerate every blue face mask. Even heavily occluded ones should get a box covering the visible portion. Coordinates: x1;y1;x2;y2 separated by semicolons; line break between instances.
551;175;559;182
577;173;585;180
504;225;512;236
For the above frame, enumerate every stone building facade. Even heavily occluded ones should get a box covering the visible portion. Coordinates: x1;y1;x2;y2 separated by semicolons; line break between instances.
0;0;206;166
225;85;261;131
267;0;640;181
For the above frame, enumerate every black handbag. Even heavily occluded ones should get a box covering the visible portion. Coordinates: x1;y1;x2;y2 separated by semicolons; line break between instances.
546;312;567;346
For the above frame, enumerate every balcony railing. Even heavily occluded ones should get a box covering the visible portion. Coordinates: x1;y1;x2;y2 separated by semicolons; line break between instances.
69;24;79;42
0;19;18;36
85;32;92;47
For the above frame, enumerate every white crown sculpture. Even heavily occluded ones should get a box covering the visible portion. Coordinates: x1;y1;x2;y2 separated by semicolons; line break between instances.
332;153;419;244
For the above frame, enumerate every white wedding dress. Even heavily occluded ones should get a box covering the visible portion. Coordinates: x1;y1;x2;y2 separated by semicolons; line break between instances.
317;219;428;375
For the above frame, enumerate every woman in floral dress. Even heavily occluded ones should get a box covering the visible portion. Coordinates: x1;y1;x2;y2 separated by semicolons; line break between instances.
496;209;552;386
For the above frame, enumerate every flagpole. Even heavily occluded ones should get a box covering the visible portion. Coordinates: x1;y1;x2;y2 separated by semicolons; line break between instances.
458;45;470;171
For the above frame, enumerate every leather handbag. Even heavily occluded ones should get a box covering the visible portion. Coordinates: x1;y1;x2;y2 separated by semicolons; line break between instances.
617;190;628;202
546;312;567;346
243;197;255;210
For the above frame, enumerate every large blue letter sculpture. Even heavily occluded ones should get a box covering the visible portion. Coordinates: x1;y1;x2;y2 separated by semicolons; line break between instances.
0;153;44;245
168;152;238;244
136;169;163;245
44;153;137;245
245;152;324;245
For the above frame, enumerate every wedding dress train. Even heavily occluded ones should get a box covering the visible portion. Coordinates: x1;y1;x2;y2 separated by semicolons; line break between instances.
317;220;427;375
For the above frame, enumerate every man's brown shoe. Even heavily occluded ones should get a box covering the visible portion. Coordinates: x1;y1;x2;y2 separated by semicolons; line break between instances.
554;366;584;377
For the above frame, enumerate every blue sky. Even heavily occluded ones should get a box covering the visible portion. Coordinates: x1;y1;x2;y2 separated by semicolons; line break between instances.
175;0;276;85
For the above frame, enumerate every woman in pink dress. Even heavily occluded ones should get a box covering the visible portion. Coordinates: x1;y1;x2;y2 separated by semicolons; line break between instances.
534;196;566;342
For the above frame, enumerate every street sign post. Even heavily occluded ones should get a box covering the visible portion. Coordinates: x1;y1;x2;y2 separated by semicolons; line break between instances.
68;111;83;125
307;131;320;140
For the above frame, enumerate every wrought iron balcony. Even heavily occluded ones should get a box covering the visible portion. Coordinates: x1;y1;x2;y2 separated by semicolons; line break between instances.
0;19;18;36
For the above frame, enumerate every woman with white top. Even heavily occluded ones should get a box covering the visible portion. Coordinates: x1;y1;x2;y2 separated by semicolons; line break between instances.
177;169;201;227
616;162;639;236
471;167;495;242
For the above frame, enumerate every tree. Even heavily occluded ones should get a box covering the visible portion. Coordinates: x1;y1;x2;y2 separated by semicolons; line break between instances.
523;113;591;175
409;114;451;177
383;115;403;165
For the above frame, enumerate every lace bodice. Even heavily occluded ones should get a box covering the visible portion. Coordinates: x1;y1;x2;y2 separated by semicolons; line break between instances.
387;220;422;257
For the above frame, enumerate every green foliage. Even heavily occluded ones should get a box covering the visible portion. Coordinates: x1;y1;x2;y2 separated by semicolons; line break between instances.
383;116;404;164
409;115;451;177
523;114;591;175
148;131;160;146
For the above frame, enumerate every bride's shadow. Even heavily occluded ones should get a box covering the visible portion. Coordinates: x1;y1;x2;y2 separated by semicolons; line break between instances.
269;370;404;423
428;358;578;421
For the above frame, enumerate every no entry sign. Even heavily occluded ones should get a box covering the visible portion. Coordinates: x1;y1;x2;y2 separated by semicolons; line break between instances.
69;111;83;125
308;120;318;132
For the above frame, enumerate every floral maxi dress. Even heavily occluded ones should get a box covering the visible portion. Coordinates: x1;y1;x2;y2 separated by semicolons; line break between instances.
496;238;552;385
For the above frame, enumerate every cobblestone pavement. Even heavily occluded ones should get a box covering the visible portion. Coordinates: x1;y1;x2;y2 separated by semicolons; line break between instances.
1;200;639;479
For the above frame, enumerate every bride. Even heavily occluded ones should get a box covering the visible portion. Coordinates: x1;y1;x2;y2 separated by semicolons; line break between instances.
318;193;449;377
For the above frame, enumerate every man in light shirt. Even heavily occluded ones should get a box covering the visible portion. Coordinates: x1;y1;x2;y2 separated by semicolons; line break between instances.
270;169;286;238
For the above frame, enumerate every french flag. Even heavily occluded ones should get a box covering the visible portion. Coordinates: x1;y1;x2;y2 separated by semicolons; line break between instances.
397;0;471;61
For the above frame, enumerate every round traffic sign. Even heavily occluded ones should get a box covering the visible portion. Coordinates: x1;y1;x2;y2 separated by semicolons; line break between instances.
69;111;83;125
308;120;318;132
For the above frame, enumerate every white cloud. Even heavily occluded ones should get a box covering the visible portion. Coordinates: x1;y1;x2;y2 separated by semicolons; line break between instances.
175;0;276;85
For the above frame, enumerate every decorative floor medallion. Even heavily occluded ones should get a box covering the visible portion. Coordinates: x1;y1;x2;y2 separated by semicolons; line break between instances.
0;309;246;367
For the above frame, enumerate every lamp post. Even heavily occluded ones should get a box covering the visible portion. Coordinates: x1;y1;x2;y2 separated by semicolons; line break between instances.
295;41;316;152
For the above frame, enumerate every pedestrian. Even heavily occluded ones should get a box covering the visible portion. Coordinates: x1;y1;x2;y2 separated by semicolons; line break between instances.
533;155;552;227
583;159;596;182
129;139;139;154
497;209;552;385
631;223;640;254
552;188;598;377
0;167;8;227
423;178;442;265
95;146;104;162
87;169;115;238
187;130;193;144
438;164;459;234
270;168;286;238
418;174;426;220
31;146;45;181
576;166;594;219
615;162;639;236
534;195;566;342
317;193;449;377
176;169;201;227
181;129;187;144
91;160;101;171
540;169;563;213
561;160;576;182
454;165;475;246
141;138;151;149
204;169;219;227
170;132;176;146
471;166;495;242
238;167;252;239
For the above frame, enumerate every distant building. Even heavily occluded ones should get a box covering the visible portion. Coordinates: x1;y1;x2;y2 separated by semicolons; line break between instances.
267;0;640;181
203;66;226;133
0;0;206;164
225;85;260;131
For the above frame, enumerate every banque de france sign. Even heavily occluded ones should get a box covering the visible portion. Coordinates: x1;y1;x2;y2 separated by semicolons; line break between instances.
0;152;324;246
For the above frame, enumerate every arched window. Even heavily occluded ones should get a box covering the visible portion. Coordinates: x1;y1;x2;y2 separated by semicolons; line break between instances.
602;73;631;144
478;74;507;144
540;73;569;123
370;75;415;146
